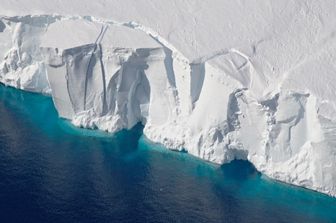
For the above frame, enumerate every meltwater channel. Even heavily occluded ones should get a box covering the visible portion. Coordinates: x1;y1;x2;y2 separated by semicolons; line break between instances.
0;84;336;223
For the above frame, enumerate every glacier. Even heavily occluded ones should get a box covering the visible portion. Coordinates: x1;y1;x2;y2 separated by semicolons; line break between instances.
0;0;336;197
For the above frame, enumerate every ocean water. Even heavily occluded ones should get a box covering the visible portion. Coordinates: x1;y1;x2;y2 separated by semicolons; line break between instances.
0;84;336;223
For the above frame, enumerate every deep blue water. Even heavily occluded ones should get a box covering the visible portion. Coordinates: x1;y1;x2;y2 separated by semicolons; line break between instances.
0;84;336;223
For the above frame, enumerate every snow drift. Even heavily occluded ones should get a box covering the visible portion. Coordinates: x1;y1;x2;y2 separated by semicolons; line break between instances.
0;0;336;197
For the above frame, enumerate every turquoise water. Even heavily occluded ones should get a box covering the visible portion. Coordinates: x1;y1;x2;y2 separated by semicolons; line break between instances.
0;83;336;223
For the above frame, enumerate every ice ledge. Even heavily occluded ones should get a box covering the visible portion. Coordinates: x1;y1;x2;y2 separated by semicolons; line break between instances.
0;14;335;197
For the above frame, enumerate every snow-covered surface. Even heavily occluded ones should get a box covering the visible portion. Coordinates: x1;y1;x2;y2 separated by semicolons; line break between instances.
0;0;336;197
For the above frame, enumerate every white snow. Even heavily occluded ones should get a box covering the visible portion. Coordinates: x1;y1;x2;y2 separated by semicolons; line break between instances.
1;0;336;197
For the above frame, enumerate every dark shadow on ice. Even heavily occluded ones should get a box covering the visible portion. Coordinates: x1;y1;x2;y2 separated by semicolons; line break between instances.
0;20;6;32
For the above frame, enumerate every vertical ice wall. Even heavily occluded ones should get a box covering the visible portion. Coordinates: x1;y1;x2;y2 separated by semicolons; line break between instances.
0;15;335;197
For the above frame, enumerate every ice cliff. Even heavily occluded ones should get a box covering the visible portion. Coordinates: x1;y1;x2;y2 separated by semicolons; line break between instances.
0;0;336;197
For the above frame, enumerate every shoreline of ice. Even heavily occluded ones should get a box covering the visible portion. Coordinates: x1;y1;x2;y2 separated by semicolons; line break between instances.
0;13;335;198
